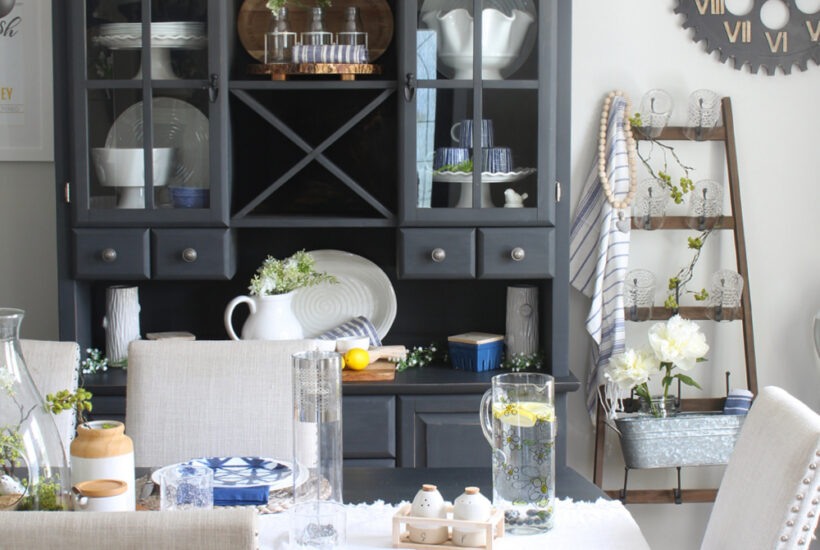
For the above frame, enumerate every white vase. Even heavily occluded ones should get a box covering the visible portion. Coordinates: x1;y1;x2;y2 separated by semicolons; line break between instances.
103;285;141;365
224;292;304;340
409;484;449;544
452;486;492;547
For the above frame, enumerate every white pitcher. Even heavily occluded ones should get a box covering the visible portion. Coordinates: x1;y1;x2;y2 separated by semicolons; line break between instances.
224;292;304;340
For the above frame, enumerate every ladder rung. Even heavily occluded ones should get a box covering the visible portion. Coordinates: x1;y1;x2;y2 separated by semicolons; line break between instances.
623;306;743;321
633;126;727;141
630;216;734;230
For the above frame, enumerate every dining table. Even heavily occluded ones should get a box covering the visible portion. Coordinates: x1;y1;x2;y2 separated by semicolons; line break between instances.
247;466;651;550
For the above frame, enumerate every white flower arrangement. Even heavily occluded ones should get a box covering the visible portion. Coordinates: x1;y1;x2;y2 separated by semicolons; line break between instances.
603;315;709;417
248;250;336;297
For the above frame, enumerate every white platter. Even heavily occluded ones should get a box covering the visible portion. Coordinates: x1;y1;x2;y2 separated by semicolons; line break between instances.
106;97;209;188
292;250;397;340
432;167;536;183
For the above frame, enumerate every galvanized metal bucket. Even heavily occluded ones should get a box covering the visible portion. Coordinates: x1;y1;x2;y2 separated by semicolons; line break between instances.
614;412;745;469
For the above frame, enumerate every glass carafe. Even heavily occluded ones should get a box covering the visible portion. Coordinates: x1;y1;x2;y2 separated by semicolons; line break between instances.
291;351;345;549
0;309;69;510
480;372;555;534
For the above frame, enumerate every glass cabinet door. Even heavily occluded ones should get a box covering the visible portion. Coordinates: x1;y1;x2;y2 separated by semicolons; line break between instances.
405;0;553;225
76;0;218;222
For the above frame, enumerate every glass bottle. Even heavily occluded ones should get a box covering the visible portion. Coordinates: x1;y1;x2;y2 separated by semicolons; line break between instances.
0;309;69;511
301;7;333;46
337;7;368;49
291;351;345;549
265;7;297;64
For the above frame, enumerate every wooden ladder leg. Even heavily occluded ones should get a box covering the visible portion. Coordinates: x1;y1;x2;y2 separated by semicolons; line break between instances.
593;392;607;488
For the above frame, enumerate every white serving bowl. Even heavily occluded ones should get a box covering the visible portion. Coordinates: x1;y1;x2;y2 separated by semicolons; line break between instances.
91;147;175;209
421;8;535;79
336;336;370;353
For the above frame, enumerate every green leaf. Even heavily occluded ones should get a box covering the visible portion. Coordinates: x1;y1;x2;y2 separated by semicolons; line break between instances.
662;375;674;387
674;373;702;389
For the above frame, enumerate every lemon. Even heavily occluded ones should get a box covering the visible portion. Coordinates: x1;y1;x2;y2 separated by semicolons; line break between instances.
491;403;536;428
340;355;346;370
520;402;556;423
344;348;369;370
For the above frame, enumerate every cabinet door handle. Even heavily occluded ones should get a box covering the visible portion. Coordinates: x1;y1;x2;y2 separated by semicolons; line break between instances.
207;74;219;103
404;72;417;102
511;247;526;261
101;248;118;263
431;248;446;263
182;248;198;263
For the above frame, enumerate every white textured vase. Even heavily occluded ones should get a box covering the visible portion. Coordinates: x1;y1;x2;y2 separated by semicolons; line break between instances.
506;285;539;356
103;286;141;365
224;292;304;340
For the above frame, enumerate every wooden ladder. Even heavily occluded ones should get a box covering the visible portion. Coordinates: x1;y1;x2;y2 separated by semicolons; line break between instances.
592;97;758;504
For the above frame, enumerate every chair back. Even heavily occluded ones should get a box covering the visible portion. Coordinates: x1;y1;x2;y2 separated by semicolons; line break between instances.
20;339;80;453
701;386;820;550
126;339;316;467
0;508;256;549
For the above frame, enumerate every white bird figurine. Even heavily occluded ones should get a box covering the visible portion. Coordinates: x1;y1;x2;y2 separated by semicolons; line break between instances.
504;188;528;208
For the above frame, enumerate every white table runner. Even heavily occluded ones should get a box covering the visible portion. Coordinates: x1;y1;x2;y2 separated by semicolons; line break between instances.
259;498;651;550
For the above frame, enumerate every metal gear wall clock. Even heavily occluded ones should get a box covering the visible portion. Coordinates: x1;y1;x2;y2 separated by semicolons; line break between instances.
675;0;820;74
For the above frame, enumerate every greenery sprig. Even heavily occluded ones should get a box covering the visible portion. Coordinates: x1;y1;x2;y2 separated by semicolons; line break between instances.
664;227;714;309
500;352;545;372
46;388;93;428
628;113;695;204
266;0;331;13
396;343;447;372
249;250;337;296
434;159;473;174
81;348;110;375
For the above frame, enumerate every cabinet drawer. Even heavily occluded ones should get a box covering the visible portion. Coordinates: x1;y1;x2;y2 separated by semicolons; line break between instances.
152;229;237;280
477;228;554;279
343;395;396;459
399;228;475;279
73;229;150;280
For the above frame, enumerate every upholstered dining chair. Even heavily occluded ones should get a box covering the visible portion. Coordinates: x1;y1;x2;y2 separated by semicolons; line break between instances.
701;386;820;550
1;508;257;549
125;339;317;467
19;339;80;453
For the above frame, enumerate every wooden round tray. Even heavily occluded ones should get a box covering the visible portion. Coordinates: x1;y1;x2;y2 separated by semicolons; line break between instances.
237;0;394;63
248;62;382;81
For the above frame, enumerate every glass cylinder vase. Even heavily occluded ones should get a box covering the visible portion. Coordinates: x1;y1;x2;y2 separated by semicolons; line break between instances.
291;351;345;549
0;309;69;510
638;395;679;418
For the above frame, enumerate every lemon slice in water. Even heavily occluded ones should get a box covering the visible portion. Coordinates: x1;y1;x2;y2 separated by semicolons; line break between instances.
520;402;556;422
492;403;537;427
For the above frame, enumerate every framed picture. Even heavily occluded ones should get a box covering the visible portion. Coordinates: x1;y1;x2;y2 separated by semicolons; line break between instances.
0;0;53;161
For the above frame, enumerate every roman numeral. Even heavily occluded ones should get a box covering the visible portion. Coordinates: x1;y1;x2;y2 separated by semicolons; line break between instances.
765;31;788;53
724;20;751;43
807;21;820;42
696;0;724;15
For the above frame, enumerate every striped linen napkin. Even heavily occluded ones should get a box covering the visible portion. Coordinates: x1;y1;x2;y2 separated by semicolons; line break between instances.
317;316;382;347
291;45;369;64
569;95;632;422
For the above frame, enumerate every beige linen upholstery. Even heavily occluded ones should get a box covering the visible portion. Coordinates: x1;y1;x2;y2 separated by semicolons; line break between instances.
701;386;820;550
19;339;80;453
126;339;316;467
1;508;257;549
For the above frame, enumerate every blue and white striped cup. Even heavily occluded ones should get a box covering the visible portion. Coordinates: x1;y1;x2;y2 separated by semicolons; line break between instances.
481;147;513;173
450;119;494;148
434;147;470;170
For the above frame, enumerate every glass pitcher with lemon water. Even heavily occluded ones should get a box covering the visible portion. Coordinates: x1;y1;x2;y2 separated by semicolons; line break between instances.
480;372;556;534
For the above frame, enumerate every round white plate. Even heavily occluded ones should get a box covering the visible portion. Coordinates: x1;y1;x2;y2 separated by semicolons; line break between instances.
106;97;209;188
94;22;207;49
432;167;536;183
151;456;306;492
292;250;397;340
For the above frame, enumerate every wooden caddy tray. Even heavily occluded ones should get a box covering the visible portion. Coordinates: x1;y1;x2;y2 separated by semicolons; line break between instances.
392;503;505;550
248;62;382;81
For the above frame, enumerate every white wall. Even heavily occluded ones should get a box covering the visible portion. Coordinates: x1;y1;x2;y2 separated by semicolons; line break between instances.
569;1;820;549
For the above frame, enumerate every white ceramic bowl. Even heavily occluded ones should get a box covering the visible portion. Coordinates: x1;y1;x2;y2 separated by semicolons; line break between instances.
311;339;338;352
336;336;370;353
421;8;535;79
91;147;175;188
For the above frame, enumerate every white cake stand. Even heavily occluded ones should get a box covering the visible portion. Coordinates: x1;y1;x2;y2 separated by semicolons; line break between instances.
433;168;536;207
93;22;207;80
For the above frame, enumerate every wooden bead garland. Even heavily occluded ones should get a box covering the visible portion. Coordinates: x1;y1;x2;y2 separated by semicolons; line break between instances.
599;90;638;210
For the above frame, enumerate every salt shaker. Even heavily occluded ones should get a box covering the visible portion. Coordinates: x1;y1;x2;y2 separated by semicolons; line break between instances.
452;487;492;547
409;484;448;544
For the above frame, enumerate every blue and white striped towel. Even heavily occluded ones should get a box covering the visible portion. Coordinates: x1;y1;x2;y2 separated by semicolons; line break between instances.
317;316;382;347
291;45;369;64
569;95;632;422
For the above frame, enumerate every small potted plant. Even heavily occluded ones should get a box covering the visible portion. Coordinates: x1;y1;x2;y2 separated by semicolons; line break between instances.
224;250;336;340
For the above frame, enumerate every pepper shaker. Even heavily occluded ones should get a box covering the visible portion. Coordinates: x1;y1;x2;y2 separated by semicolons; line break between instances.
453;487;492;547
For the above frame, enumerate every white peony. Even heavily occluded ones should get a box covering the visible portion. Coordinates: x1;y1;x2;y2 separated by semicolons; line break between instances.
603;348;658;392
648;315;709;371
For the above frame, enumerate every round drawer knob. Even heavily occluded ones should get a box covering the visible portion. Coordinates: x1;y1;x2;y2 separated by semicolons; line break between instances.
431;248;446;263
182;248;198;263
101;248;118;263
511;247;526;261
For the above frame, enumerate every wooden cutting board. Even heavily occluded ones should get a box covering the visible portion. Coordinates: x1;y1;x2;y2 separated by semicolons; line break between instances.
342;359;396;382
237;0;394;63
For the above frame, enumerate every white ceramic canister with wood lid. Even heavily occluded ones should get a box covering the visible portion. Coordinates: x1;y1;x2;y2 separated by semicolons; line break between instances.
72;479;131;512
70;420;135;510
